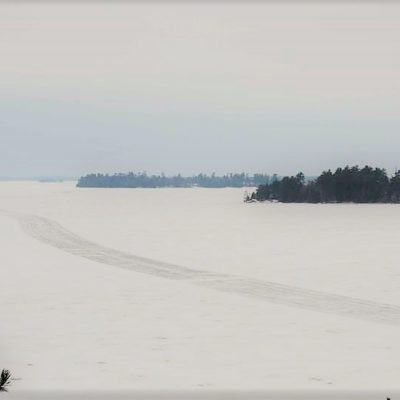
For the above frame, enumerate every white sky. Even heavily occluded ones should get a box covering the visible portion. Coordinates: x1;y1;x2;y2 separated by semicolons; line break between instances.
1;2;400;177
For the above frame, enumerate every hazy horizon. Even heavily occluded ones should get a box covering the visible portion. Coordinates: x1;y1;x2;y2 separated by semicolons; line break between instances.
2;2;400;178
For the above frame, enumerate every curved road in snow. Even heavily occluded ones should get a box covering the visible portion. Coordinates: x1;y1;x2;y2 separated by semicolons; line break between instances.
4;211;400;326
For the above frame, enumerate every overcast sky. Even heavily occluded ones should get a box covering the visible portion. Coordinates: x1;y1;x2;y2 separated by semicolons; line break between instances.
1;2;400;177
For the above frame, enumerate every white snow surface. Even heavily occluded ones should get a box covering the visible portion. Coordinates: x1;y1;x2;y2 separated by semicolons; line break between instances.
1;181;400;391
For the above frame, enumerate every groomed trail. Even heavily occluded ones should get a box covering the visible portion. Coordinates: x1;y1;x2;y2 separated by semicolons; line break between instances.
4;210;400;326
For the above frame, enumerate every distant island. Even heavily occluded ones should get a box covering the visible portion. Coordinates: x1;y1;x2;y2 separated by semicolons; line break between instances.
77;172;270;188
247;165;400;203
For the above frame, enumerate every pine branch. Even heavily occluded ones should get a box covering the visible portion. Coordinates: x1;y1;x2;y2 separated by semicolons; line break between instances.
0;370;12;392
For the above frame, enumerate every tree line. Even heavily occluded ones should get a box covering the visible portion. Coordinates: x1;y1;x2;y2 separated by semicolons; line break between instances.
248;166;400;203
77;172;271;188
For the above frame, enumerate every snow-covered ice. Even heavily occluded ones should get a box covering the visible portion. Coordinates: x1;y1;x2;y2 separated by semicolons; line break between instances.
1;181;400;391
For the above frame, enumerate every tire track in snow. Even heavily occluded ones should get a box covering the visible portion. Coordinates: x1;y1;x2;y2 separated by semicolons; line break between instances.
6;211;400;326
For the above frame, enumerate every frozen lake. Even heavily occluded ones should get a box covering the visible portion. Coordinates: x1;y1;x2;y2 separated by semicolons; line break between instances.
1;181;400;392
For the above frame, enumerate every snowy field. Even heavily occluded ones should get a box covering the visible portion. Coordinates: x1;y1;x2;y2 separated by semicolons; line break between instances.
1;181;400;394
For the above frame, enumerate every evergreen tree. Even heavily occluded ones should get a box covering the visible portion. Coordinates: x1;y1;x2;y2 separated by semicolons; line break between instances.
252;165;398;204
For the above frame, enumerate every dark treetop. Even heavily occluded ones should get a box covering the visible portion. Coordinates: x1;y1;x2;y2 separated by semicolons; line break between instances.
77;172;270;188
248;166;400;203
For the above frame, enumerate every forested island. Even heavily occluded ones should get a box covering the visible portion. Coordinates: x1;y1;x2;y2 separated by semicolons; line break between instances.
248;165;400;203
77;172;270;188
77;166;400;203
